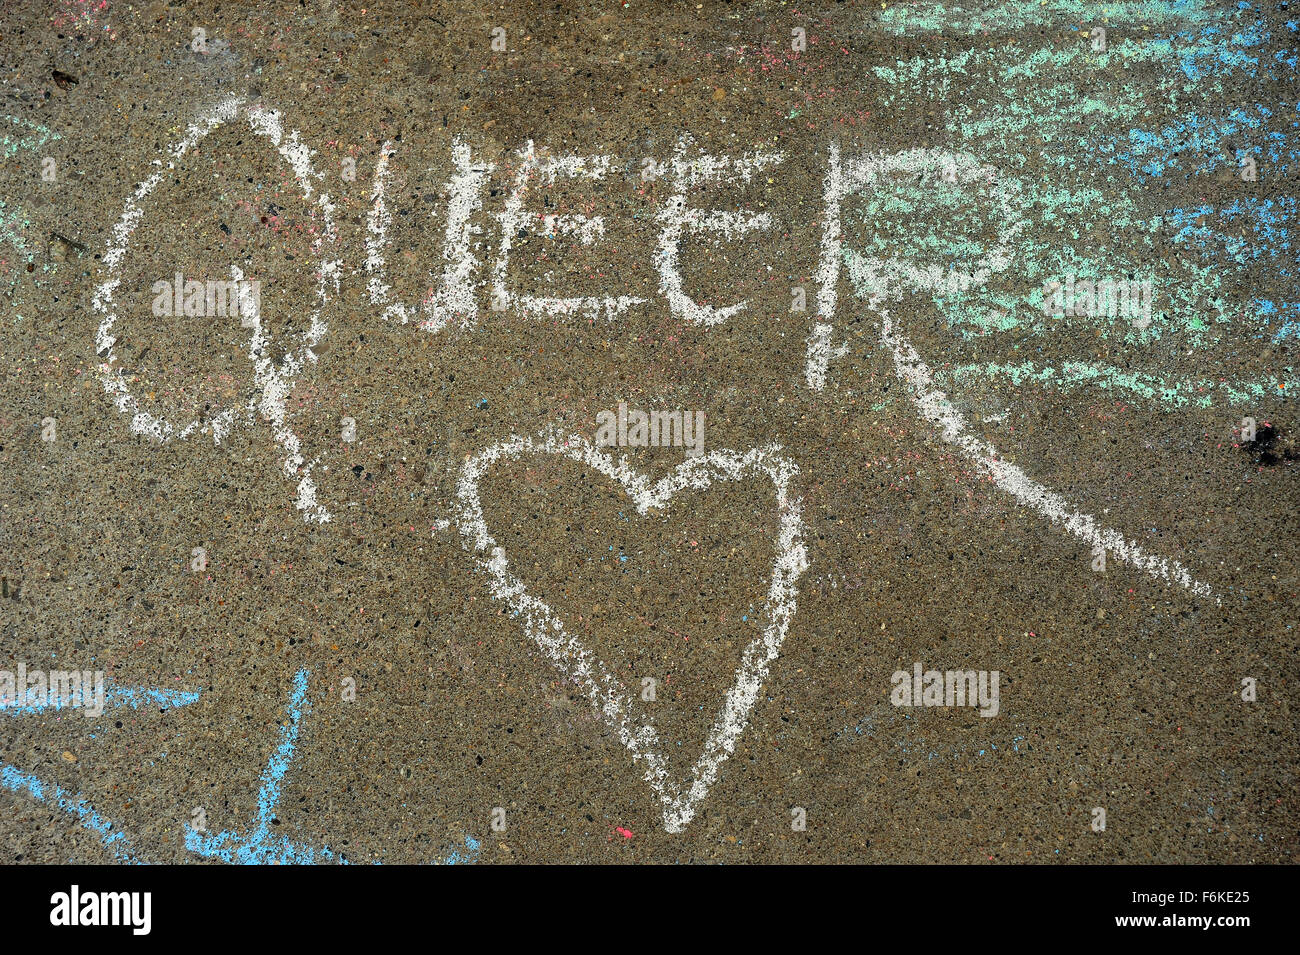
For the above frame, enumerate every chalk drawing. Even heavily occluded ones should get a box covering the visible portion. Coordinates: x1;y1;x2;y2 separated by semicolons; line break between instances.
806;138;1220;600
847;254;1216;602
74;45;1248;845
92;94;340;522
867;5;1295;350
937;361;1294;411
454;432;808;832
185;669;340;863
0;762;145;864
0;113;59;163
808;146;1024;389
0;679;198;863
2;668;475;863
878;0;1214;36
181;669;479;864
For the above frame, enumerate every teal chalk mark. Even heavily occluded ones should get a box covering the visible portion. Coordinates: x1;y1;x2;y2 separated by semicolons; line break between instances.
861;14;1286;347
184;669;478;865
0;113;59;162
877;0;1212;36
0;762;145;864
0;198;30;253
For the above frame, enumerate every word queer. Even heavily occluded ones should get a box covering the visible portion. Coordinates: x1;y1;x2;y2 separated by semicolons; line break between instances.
95;97;1025;522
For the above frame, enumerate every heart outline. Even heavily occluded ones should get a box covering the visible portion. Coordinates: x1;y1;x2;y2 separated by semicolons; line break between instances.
454;432;809;832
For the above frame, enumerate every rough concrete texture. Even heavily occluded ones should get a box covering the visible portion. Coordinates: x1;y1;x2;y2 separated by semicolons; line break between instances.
0;0;1296;863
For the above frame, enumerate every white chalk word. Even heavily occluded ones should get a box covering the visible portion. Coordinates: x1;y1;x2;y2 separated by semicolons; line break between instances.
890;662;1000;718
96;99;1023;472
454;432;808;832
594;402;703;455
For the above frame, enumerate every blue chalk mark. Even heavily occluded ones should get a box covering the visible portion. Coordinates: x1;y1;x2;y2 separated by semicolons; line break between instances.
185;669;478;865
3;672;475;864
1;678;201;716
1104;105;1295;181
1165;197;1296;286
1136;8;1286;84
185;669;340;864
105;684;203;710
443;836;481;865
0;762;145;864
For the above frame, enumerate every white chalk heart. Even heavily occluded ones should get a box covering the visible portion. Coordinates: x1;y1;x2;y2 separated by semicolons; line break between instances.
454;433;808;833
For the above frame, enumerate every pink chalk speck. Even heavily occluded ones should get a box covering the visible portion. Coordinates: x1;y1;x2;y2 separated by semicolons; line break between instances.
616;827;633;839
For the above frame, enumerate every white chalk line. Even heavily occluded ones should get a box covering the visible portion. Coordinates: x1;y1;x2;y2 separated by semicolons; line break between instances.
656;134;783;328
454;432;808;832
824;146;1216;602
492;141;645;320
855;279;1217;602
